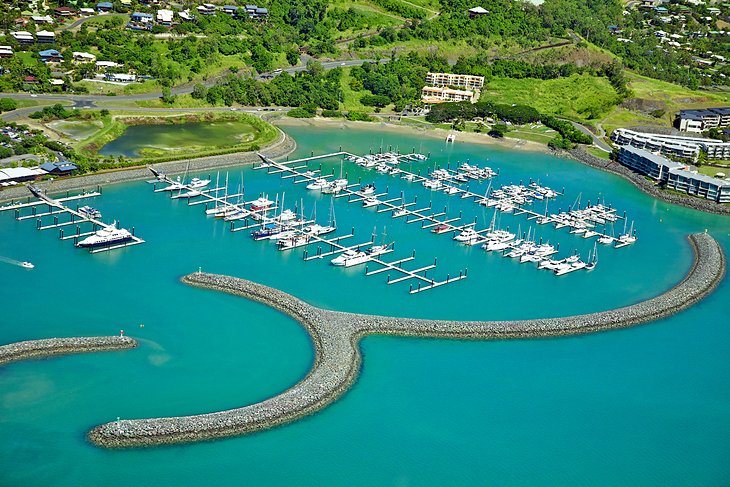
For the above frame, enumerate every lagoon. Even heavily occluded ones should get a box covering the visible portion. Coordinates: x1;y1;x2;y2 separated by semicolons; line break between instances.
99;121;256;158
1;122;729;486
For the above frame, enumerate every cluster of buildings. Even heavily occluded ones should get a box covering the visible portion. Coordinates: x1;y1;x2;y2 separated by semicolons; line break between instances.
420;72;484;105
677;107;730;133
0;161;79;187
197;3;269;19
611;128;730;161
10;30;56;44
127;3;269;29
617;145;730;203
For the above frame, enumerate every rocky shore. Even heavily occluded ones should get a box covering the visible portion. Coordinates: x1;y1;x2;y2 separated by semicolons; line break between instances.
566;148;730;216
0;336;137;366
88;232;725;448
0;128;296;204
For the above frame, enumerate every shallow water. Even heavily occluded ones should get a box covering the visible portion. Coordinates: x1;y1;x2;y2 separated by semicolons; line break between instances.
1;123;728;486
99;121;256;158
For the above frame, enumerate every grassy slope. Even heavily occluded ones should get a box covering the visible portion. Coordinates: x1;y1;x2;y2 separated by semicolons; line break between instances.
484;74;620;122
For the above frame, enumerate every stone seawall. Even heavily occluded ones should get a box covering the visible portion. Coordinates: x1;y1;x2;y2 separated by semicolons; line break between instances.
0;336;137;366
565;148;730;217
0;129;296;204
88;232;725;448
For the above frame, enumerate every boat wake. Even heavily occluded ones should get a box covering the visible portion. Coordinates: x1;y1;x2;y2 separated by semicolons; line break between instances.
0;256;33;268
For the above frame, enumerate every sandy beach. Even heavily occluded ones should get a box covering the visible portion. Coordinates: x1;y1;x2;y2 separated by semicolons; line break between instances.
272;116;553;155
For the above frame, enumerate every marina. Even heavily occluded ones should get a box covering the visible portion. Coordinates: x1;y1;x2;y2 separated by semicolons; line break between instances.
147;165;468;294
0;185;144;253
253;151;628;274
1;123;728;487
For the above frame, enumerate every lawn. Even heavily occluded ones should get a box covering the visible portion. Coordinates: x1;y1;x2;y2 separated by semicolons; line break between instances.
484;74;621;122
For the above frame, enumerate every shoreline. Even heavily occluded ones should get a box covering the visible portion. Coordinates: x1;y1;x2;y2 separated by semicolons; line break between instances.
0;336;138;366
273;116;553;155
87;232;725;448
0;126;297;204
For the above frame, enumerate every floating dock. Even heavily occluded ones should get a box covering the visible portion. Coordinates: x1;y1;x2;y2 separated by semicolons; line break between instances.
0;186;144;253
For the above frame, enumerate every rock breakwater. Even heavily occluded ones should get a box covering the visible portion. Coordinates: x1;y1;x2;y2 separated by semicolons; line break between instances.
0;336;137;366
88;233;724;448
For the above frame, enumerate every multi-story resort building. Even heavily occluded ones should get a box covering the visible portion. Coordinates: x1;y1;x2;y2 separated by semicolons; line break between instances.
617;145;730;203
425;72;485;91
611;128;730;161
677;107;730;132
421;86;478;104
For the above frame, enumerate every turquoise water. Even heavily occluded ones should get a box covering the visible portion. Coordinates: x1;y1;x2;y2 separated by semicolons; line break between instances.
1;122;729;485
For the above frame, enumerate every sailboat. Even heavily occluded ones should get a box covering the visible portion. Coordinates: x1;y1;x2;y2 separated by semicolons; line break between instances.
614;219;637;248
585;242;598;271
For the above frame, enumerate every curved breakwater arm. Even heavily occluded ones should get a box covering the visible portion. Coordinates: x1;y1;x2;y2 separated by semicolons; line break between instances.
87;232;725;448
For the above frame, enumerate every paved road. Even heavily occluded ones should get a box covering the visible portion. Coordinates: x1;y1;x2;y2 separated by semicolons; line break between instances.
567;120;613;152
0;58;383;105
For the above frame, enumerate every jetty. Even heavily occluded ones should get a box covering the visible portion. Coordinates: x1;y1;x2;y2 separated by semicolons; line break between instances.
87;232;724;448
0;186;144;253
148;165;467;294
0;335;137;366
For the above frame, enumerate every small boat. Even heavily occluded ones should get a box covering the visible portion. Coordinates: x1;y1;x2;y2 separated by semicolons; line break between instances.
446;133;456;143
392;207;408;218
20;261;34;269
453;227;482;245
277;234;310;250
188;177;211;189
78;205;102;219
362;197;379;208
432;224;451;234
358;183;376;195
306;178;329;190
250;196;274;211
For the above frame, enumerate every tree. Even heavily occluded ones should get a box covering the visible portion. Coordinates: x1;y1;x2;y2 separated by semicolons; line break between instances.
0;98;17;112
161;87;177;104
191;83;208;100
286;49;299;66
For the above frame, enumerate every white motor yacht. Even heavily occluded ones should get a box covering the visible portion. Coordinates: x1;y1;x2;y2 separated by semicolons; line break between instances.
188;177;211;189
76;222;133;249
306;178;329;190
20;261;34;269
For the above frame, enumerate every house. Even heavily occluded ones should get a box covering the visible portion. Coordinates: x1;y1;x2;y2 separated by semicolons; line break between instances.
120;0;133;7
72;51;96;63
96;60;122;71
421;86;477;104
40;161;78;175
80;7;96;16
468;6;489;18
50;79;64;87
23;75;39;84
96;2;114;12
612;128;730;160
129;12;153;29
36;30;56;43
32;15;54;24
39;49;63;63
641;0;661;8
0;46;13;59
156;9;174;26
223;5;238;15
53;7;77;17
654;6;669;13
244;5;268;19
10;31;34;44
105;73;136;82
179;10;194;21
197;3;216;15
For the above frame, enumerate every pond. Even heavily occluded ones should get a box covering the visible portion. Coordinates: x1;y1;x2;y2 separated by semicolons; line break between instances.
47;120;103;140
98;120;257;158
